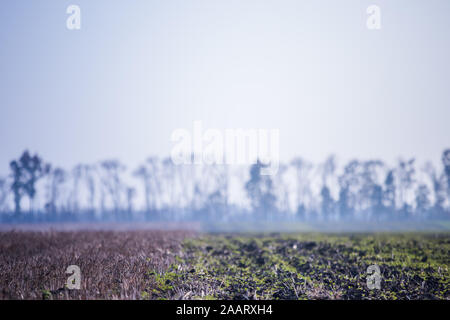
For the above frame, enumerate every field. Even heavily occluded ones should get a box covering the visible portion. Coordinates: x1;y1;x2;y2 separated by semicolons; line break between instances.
0;230;449;300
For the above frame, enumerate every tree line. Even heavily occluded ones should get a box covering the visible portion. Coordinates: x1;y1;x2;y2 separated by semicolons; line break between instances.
0;149;449;223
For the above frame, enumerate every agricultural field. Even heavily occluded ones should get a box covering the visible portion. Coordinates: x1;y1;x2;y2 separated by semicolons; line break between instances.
0;230;448;300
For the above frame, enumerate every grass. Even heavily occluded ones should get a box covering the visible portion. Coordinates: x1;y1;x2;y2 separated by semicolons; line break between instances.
145;233;450;300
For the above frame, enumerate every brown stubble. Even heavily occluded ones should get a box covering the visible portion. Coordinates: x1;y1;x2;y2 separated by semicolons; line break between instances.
0;230;195;300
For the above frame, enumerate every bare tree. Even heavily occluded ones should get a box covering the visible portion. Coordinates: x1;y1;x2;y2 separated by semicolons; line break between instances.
134;165;151;213
383;169;396;214
71;164;83;212
396;158;416;217
84;164;97;214
274;164;290;214
321;155;336;187
415;184;431;219
126;187;136;214
135;157;164;216
45;168;67;213
203;163;230;220
245;160;277;220
98;160;126;213
442;149;450;207
291;157;313;219
423;162;444;218
0;177;9;213
320;155;337;220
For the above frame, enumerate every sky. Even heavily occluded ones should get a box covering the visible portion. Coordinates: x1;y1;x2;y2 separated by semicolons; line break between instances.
1;0;449;175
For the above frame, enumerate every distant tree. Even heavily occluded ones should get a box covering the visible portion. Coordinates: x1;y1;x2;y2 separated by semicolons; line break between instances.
134;157;164;215
215;164;229;210
10;151;50;213
10;160;25;214
162;158;177;213
274;164;290;214
296;204;307;220
74;164;97;214
320;156;336;220
71;164;84;212
415;184;431;219
0;177;9;212
360;160;384;219
205;189;226;220
383;169;396;214
338;160;359;220
204;163;229;220
291;158;313;218
45;168;67;213
99;160;126;212
320;186;334;220
126;187;136;213
321;155;336;187
442;149;450;206
396;159;416;217
69;164;98;214
423;162;445;219
85;165;97;213
371;184;384;219
134;165;152;213
245;160;277;219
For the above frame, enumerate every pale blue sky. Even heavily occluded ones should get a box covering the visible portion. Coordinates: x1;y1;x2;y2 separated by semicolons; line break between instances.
1;0;449;175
